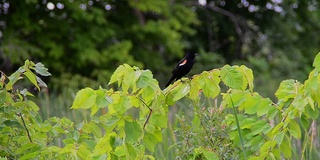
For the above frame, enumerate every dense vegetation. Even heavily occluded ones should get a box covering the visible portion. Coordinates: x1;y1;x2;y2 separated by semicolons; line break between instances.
0;53;320;159
1;0;320;159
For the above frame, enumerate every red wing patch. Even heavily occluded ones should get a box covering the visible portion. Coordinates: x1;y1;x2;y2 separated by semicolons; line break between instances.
179;59;187;66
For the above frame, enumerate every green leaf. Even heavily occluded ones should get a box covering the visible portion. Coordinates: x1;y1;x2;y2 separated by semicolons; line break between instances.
24;70;40;90
260;140;276;154
280;135;292;158
275;80;301;102
0;90;6;105
93;132;117;155
251;120;271;135
124;120;142;143
201;70;221;98
220;65;244;90
142;130;162;152
203;150;219;160
77;144;91;159
288;120;301;139
313;52;320;72
15;143;37;154
20;152;39;160
188;75;201;101
169;82;190;102
27;100;39;112
34;62;51;76
82;122;102;138
149;113;167;128
3;120;23;128
238;65;254;91
71;87;96;109
239;93;272;116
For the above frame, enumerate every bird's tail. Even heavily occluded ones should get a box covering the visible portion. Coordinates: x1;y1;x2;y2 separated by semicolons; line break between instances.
165;76;176;87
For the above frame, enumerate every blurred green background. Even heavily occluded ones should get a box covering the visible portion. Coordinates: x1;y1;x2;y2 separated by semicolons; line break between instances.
1;0;319;116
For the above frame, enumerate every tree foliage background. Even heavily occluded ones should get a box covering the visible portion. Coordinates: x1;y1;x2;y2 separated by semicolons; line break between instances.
1;0;320;96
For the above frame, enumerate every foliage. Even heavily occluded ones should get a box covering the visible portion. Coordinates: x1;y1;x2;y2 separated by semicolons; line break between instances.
1;0;320;98
1;52;320;159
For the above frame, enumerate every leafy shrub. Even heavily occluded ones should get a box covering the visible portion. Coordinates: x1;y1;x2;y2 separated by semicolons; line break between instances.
1;53;320;159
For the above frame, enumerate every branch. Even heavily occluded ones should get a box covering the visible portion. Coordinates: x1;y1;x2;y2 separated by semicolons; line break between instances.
137;97;152;129
18;113;33;143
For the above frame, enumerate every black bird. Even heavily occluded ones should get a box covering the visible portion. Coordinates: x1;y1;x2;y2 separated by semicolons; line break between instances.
166;52;197;87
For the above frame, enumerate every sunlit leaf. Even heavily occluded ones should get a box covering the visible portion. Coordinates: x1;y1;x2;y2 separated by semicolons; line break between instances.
93;132;117;154
221;65;244;90
71;87;96;109
288;120;301;139
82;122;102;138
313;52;320;72
24;70;39;90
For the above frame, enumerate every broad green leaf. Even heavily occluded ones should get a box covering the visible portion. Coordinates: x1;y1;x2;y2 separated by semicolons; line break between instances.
274;132;284;144
220;65;244;90
24;70;40;90
0;90;6;105
142;130;162;152
239;93;272;116
136;70;154;88
60;144;75;154
291;96;308;112
82;122;102;138
20;152;39;160
200;70;220;98
313;52;320;72
3;120;23;128
125;143;138;159
93;132;117;154
280;135;292;158
288;120;301;139
113;95;132;115
109;64;130;85
203;150;219;160
71;87;96;109
251;120;272;135
15;142;37;154
238;65;254;91
222;90;249;108
27;100;39;112
149;113;167;128
34;62;51;76
7;67;25;90
259;140;276;153
240;117;256;129
305;103;319;119
124;120;142;143
170;82;190;102
188;75;201;101
275;80;301;102
77;144;91;159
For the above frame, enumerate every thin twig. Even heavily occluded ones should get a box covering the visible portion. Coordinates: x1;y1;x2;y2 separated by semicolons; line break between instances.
137;97;152;129
18;113;32;143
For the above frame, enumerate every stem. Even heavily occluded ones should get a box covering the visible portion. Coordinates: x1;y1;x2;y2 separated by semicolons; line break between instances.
19;113;32;143
229;95;246;159
137;97;152;129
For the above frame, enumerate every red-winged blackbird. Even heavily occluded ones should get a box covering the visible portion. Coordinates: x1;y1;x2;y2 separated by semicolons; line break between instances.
165;52;197;87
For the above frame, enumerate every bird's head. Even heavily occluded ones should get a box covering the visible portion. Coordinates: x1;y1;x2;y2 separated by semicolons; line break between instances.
186;52;198;59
